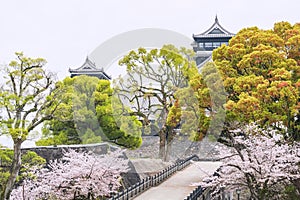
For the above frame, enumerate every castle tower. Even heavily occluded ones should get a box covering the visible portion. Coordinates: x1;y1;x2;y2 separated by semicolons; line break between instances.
69;57;111;80
192;16;235;66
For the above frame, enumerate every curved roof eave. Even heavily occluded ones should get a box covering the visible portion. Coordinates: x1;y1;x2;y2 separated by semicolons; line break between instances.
193;16;235;38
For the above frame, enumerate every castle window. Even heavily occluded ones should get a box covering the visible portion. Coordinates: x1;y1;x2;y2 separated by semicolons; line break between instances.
205;42;213;47
213;42;221;47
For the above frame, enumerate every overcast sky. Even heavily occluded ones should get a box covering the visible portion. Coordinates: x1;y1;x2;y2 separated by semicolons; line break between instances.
0;0;299;80
0;0;299;147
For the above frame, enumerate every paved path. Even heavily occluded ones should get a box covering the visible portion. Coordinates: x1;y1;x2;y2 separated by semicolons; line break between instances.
133;161;222;200
130;159;172;179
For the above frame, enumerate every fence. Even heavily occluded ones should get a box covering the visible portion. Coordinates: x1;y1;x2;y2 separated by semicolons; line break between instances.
184;186;213;200
184;186;203;200
109;154;199;200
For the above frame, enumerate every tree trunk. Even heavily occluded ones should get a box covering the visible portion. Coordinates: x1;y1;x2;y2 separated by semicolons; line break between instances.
165;129;175;162
292;178;300;196
4;140;22;200
165;140;172;162
159;128;166;161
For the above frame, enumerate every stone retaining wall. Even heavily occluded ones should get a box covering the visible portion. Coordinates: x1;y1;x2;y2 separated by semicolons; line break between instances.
21;143;140;188
16;136;225;188
126;136;225;161
21;142;118;162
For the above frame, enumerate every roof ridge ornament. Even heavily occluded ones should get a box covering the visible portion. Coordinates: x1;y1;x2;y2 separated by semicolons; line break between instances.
193;16;235;37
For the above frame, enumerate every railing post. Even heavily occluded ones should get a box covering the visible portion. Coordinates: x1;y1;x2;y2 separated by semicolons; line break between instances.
134;184;137;195
159;171;161;182
128;187;131;198
151;175;153;187
129;186;132;198
160;171;162;182
153;174;155;186
135;183;137;195
121;191;124;200
165;169;167;179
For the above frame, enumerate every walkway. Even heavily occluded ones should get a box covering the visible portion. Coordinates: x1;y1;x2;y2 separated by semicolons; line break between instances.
133;161;222;200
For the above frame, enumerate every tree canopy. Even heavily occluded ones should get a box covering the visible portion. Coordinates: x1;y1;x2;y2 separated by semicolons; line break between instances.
212;22;300;140
115;45;202;160
37;75;142;149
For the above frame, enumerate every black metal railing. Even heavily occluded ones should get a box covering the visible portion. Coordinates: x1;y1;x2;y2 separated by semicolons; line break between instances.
109;155;199;200
184;186;212;200
184;186;203;200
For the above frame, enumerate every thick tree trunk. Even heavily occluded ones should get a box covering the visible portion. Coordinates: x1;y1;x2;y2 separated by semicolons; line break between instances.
159;128;166;161
165;141;172;162
159;127;176;162
165;129;175;162
4;140;22;200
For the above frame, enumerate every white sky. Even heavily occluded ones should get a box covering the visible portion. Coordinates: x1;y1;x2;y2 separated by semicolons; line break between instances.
0;0;299;80
0;0;299;147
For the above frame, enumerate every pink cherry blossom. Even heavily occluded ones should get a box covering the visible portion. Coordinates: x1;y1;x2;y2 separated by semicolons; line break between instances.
195;124;300;199
10;149;129;200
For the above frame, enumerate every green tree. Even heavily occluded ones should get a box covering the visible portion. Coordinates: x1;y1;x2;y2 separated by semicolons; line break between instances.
177;62;226;141
0;52;61;199
212;22;300;140
37;76;142;149
116;45;200;160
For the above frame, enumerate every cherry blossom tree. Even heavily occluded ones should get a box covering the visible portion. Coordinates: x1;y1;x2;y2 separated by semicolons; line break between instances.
195;124;300;199
10;149;129;200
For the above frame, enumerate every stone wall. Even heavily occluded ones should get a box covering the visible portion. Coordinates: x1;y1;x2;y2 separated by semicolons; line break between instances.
21;143;118;163
21;143;140;188
125;135;225;161
18;136;225;188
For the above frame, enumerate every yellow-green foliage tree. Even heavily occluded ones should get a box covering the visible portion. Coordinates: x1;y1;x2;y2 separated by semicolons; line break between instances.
116;45;200;160
212;22;300;140
0;52;61;199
